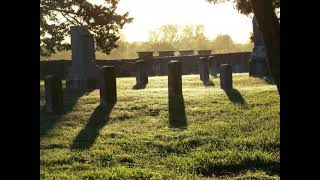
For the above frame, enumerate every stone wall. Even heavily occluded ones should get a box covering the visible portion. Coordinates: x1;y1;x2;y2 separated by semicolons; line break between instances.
40;52;251;79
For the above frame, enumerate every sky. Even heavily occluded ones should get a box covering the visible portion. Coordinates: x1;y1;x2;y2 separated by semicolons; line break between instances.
90;0;253;44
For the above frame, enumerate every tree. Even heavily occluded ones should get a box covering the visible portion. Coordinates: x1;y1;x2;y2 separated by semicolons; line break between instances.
207;0;280;94
193;25;211;50
178;24;211;50
159;25;180;46
178;25;196;50
213;34;236;53
147;25;181;51
40;0;133;57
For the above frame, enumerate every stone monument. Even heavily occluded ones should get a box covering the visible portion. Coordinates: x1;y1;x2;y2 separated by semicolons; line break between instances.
99;66;117;106
199;57;209;83
168;60;182;97
45;75;63;114
249;16;271;78
136;51;159;75
136;60;148;86
66;26;98;91
208;56;217;78
220;64;233;91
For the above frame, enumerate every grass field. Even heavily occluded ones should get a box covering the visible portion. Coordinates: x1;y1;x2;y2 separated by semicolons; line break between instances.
40;74;280;179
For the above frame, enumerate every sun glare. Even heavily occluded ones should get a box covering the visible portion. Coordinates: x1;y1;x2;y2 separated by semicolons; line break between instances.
90;0;253;43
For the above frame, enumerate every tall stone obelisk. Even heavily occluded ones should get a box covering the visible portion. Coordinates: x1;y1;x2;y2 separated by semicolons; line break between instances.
249;16;271;78
66;26;98;91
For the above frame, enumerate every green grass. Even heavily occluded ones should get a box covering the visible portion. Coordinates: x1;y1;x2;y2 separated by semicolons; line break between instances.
40;74;279;179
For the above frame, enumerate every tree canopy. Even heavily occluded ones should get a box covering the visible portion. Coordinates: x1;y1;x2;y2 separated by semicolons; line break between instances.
40;0;133;57
206;0;280;15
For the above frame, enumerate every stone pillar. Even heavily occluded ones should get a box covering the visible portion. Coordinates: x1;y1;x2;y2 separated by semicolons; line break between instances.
136;60;148;85
153;50;162;76
168;60;182;97
208;56;217;78
66;26;98;91
137;51;157;75
197;50;212;55
99;66;117;106
199;57;209;83
45;75;63;114
220;64;233;91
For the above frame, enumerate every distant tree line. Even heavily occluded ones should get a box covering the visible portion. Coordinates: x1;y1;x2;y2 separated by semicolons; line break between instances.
41;24;253;60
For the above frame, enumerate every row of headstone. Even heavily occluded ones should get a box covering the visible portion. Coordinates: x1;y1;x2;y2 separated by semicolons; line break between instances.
64;26;241;94
45;60;233;114
136;60;233;93
134;55;222;88
138;50;212;58
64;24;268;96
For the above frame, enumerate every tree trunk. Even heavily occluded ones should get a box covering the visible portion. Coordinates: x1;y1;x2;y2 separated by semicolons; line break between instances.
250;0;280;94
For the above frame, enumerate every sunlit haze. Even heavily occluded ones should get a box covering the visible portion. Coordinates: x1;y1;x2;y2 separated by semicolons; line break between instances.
91;0;253;43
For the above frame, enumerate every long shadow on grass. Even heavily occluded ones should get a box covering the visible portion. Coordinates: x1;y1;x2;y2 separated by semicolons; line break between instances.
168;94;187;129
40;88;92;138
224;88;246;105
71;103;115;150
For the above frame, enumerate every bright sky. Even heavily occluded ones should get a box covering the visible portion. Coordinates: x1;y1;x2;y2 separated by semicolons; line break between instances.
91;0;253;43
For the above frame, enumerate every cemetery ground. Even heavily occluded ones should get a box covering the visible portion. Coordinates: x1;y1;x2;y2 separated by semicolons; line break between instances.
40;74;279;179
